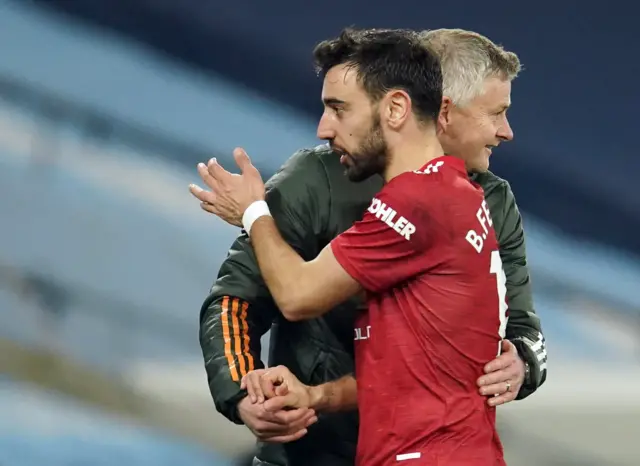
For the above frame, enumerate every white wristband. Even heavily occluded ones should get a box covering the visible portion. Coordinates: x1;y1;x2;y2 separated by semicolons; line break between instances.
242;200;271;236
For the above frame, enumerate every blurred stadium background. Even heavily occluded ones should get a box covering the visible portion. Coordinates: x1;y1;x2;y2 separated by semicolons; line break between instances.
0;1;638;465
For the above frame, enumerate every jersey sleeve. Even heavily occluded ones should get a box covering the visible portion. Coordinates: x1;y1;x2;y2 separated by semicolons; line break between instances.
200;149;331;423
330;173;444;293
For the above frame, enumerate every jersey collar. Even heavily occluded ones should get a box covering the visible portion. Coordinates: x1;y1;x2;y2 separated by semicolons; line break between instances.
428;155;468;176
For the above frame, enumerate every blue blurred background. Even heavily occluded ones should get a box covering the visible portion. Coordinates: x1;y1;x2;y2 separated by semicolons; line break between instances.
0;1;638;465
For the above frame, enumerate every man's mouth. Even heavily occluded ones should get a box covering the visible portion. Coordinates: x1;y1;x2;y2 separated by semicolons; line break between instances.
331;146;351;164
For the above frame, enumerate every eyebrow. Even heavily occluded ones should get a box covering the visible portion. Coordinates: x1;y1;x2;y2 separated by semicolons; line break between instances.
322;97;346;107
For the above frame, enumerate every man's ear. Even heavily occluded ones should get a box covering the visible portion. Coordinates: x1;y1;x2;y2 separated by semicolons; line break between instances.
437;96;454;135
384;89;412;130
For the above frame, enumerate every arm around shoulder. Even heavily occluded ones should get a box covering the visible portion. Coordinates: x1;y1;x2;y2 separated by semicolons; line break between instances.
243;147;364;320
248;217;362;321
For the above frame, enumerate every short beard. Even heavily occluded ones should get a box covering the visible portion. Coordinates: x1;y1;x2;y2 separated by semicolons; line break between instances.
344;115;388;182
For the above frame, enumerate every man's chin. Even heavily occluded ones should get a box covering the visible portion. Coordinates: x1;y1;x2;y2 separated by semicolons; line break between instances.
345;169;363;182
469;166;489;174
468;155;491;174
345;167;374;183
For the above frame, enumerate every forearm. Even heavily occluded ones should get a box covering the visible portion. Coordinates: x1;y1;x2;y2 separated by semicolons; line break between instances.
200;295;267;423
308;375;358;413
249;216;314;317
249;215;361;319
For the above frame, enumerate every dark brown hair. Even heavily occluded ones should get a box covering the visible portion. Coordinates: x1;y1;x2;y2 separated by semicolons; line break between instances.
313;28;443;122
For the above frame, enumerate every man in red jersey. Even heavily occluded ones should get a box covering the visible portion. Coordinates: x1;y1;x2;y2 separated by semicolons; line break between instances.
190;27;507;465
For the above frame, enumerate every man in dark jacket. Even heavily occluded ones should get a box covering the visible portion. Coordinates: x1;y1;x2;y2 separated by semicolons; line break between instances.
194;28;547;466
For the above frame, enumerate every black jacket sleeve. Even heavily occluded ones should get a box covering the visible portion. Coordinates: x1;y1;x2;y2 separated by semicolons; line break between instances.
494;180;548;399
199;149;329;423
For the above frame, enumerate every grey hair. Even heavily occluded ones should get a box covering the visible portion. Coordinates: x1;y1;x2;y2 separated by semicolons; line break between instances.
420;28;521;107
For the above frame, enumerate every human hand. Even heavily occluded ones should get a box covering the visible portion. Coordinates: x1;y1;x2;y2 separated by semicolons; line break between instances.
189;148;265;227
236;394;317;444
477;339;525;407
241;366;313;413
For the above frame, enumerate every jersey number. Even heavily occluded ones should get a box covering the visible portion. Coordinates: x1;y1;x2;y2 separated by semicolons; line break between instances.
490;250;509;354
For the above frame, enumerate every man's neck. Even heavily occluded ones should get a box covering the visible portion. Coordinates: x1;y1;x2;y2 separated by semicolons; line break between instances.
383;136;444;182
443;151;473;174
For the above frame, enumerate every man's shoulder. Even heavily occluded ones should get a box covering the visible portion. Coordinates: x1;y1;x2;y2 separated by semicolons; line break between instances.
265;145;331;189
371;171;450;232
287;144;335;168
268;144;382;207
266;143;360;189
472;170;510;197
382;161;477;205
472;170;521;225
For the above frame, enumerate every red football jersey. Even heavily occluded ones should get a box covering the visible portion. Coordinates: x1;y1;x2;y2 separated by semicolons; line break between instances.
331;156;508;466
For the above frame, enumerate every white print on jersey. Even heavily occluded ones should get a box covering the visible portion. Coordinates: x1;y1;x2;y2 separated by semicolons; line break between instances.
490;250;509;355
396;452;422;461
413;160;444;175
367;198;416;240
354;325;371;341
465;199;494;253
491;250;508;338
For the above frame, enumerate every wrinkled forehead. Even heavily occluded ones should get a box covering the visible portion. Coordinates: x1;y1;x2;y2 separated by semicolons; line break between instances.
321;64;368;102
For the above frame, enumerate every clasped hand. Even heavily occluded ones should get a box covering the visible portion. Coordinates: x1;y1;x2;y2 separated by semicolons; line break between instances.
236;366;318;444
